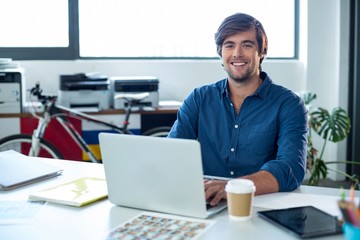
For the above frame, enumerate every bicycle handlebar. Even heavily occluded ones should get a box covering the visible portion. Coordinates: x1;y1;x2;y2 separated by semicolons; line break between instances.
30;82;57;104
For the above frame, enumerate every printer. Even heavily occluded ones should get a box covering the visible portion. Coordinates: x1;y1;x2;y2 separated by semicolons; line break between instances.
0;68;25;113
58;73;110;111
111;76;159;109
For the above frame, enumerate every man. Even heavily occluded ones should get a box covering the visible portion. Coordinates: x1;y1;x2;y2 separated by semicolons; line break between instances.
168;13;308;206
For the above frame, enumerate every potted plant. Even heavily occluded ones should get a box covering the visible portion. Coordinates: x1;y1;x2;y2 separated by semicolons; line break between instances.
301;92;360;189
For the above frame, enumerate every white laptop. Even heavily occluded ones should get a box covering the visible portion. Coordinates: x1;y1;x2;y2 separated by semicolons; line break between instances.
99;133;228;219
0;150;63;191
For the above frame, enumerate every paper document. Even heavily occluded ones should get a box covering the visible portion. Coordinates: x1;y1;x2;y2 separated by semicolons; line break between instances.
106;212;215;240
0;200;46;224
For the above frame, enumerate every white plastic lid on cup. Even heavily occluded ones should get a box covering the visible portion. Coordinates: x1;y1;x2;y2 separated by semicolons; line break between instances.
225;179;256;194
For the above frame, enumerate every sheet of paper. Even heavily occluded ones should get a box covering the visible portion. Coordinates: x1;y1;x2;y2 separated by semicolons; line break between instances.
0;200;46;224
106;212;215;240
253;192;358;218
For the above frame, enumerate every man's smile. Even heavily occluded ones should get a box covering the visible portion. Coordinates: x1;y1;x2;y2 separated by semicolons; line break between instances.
231;61;246;66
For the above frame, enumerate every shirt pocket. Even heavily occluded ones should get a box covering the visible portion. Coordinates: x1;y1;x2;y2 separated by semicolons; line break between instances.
245;130;277;157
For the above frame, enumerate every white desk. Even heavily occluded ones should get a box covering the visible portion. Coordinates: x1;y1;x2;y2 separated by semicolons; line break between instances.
0;158;350;240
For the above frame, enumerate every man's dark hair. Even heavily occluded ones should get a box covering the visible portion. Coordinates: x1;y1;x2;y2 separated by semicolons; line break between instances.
215;13;268;64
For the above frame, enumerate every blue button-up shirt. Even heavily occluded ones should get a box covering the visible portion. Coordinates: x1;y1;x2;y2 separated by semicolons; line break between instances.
168;72;308;191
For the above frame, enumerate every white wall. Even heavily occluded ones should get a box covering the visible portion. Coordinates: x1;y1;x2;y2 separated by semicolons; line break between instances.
18;59;305;102
14;0;349;180
306;0;349;180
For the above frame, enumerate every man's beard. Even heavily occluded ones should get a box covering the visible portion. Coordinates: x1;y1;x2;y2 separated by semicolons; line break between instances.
224;65;254;84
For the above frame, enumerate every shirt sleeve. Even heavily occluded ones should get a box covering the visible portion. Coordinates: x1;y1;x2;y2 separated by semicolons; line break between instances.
260;95;308;191
168;90;199;139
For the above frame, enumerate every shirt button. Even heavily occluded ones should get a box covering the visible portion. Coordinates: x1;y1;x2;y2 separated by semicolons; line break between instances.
230;148;235;152
234;124;238;128
230;171;234;175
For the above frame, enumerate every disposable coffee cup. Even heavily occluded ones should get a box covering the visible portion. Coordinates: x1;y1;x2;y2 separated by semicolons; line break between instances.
225;179;256;221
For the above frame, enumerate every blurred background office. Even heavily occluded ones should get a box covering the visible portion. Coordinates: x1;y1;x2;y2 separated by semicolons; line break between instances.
0;0;359;181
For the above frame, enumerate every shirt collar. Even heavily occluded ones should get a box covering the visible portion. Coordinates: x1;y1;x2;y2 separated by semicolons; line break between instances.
254;71;272;99
220;71;273;99
220;78;228;96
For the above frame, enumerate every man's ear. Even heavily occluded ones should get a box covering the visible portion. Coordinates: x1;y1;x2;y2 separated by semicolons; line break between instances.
259;51;265;58
259;53;265;64
262;47;268;57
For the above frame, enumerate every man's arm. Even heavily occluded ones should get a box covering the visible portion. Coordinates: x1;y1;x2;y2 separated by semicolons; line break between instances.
241;170;279;195
205;170;279;206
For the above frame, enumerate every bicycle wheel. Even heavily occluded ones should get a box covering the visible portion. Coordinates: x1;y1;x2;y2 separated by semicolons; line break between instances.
142;126;172;137
0;134;64;159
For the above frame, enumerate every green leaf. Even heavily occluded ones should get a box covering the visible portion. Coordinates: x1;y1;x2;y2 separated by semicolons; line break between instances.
309;107;350;143
302;92;317;105
300;92;357;187
318;159;328;179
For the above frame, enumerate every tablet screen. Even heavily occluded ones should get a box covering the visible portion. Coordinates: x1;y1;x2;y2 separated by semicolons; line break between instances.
257;206;343;238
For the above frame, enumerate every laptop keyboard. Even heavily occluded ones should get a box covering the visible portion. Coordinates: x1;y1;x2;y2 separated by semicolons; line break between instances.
203;176;229;210
206;199;227;210
203;176;219;181
203;176;231;182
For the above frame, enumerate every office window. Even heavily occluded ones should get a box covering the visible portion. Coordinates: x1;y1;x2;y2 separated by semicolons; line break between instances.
79;0;296;58
0;0;68;47
0;0;73;60
0;0;297;60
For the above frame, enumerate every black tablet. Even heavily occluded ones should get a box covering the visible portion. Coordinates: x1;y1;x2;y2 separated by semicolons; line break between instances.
257;206;343;239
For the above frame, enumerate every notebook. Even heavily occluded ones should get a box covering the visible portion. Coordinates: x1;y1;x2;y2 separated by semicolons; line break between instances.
29;177;108;207
99;133;228;219
0;150;63;191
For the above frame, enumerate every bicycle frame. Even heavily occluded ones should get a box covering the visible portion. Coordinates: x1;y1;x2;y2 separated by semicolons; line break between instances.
23;82;169;163
31;99;128;163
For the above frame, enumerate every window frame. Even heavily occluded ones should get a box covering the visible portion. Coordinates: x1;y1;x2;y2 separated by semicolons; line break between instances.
0;0;299;60
0;0;78;60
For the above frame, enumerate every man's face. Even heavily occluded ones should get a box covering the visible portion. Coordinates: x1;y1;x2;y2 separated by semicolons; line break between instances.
221;29;262;84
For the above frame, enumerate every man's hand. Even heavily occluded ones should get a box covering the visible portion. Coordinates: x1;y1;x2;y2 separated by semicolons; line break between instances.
203;171;279;206
204;179;228;206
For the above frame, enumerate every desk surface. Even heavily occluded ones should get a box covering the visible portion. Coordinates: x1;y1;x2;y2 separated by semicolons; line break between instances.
0;158;349;240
